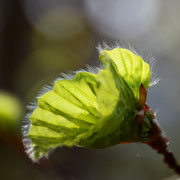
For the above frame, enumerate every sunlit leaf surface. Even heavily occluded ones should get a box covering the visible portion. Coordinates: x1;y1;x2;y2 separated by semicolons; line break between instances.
24;47;153;161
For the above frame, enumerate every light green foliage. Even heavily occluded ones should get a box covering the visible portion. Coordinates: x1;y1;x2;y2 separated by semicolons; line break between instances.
25;47;153;161
0;91;22;132
100;48;151;98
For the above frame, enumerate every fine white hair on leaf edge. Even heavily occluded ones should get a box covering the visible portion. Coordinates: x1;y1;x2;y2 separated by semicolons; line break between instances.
22;107;53;162
36;85;53;99
86;64;102;74
21;112;35;162
143;52;161;87
97;41;160;87
21;84;54;162
97;41;112;53
154;109;159;118
54;65;102;84
97;40;140;57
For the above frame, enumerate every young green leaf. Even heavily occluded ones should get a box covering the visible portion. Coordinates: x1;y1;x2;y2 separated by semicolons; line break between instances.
23;46;154;161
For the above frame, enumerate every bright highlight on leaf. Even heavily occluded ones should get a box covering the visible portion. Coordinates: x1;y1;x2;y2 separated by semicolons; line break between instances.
23;44;180;177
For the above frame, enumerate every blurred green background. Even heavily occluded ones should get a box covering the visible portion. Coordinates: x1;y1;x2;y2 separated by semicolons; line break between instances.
0;0;180;179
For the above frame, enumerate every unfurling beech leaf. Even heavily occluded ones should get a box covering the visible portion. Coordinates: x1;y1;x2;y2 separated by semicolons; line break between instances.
23;44;180;176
